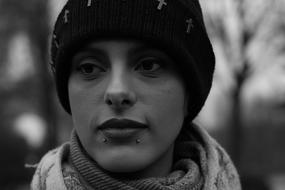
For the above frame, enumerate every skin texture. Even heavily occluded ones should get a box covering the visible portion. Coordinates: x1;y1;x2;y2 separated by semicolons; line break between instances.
68;39;188;178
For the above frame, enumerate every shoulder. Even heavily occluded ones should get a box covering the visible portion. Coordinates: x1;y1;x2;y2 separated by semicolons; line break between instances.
31;143;70;190
192;124;242;190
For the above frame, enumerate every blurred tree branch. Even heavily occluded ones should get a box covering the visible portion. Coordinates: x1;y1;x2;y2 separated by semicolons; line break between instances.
201;0;284;168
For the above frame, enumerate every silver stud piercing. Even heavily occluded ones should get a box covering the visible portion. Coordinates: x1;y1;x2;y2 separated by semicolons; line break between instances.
103;138;107;143
136;139;141;144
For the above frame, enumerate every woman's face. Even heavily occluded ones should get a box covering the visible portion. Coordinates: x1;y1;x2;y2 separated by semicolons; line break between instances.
68;40;188;177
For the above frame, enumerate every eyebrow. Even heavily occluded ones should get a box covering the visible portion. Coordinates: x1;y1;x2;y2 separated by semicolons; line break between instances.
129;44;173;63
74;47;108;58
129;43;164;55
71;47;108;68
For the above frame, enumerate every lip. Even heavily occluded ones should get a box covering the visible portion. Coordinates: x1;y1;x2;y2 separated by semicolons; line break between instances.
101;128;146;140
98;118;148;142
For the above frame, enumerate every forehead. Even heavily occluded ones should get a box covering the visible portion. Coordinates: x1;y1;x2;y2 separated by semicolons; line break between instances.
74;38;170;57
86;39;142;50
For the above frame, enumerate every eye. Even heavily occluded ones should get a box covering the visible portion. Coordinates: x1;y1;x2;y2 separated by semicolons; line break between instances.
79;63;98;74
135;57;163;72
76;61;106;78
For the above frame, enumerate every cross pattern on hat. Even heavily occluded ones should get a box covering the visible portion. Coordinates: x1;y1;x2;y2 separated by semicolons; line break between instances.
186;18;194;33
157;0;167;10
64;9;70;24
87;0;93;7
49;61;56;73
53;34;59;48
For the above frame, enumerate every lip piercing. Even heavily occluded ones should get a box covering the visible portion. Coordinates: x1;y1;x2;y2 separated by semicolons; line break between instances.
103;138;107;143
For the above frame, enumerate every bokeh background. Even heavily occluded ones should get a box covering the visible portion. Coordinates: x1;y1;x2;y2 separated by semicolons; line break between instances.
0;0;285;189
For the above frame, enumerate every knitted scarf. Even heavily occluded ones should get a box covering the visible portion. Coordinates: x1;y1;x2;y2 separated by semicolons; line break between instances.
31;124;241;190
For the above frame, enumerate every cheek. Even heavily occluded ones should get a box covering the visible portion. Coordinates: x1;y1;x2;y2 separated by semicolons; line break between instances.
68;77;104;116
143;79;187;142
68;79;103;143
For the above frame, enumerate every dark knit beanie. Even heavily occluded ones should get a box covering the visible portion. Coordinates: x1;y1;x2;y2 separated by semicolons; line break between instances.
50;0;215;120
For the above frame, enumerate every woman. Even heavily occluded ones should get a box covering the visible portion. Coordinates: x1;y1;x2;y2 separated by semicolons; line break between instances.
32;0;241;189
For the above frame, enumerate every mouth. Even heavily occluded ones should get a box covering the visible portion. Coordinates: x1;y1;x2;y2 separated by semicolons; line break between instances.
97;118;148;142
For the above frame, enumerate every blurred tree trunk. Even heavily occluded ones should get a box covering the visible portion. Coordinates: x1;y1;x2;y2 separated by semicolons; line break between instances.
230;0;249;168
27;0;58;150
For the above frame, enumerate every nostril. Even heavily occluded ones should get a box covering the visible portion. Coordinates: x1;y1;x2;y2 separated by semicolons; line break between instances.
105;98;132;107
122;99;131;105
106;99;112;105
104;92;136;108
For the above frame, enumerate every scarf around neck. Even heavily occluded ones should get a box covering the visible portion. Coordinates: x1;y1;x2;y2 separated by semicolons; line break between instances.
69;123;241;190
31;123;241;190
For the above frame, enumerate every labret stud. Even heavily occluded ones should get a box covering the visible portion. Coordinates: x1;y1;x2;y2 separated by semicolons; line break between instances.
103;138;107;143
136;139;141;144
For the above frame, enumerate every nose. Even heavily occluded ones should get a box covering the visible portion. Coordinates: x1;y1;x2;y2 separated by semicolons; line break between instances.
104;72;137;111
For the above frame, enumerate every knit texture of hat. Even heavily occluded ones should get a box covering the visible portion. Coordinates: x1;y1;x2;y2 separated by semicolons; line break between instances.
51;0;215;120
